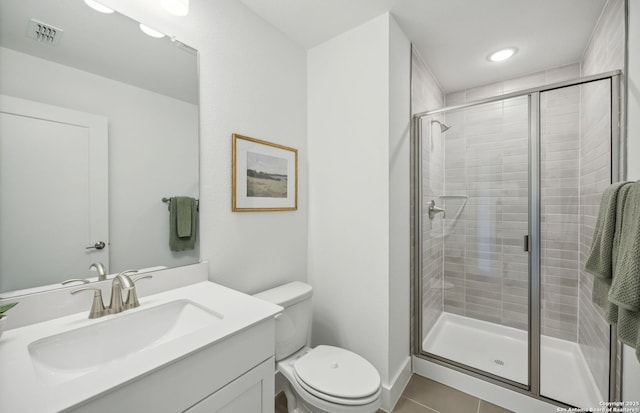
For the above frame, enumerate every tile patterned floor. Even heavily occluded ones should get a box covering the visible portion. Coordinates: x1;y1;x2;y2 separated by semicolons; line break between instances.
275;373;514;413
386;374;513;413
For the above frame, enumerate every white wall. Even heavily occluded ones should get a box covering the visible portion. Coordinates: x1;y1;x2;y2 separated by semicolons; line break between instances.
308;13;411;411
388;15;412;399
97;0;308;294
0;46;199;276
623;0;640;402
308;11;389;376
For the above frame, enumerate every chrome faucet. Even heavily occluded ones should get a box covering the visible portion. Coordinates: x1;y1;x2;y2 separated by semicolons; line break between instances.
89;262;107;281
108;270;137;314
71;269;152;318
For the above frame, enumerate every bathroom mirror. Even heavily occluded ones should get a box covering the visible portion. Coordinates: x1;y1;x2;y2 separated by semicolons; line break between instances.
0;0;199;297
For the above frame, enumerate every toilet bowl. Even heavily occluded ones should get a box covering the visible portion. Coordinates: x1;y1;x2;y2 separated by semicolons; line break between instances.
254;282;381;413
277;346;381;413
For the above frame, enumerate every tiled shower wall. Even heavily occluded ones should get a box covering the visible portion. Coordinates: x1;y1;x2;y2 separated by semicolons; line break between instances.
578;0;625;399
539;75;582;342
441;64;583;333
440;96;529;329
433;64;615;398
577;78;613;401
421;117;445;337
410;47;444;352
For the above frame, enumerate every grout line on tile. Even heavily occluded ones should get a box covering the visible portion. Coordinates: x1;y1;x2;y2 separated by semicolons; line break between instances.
477;399;481;413
400;395;442;413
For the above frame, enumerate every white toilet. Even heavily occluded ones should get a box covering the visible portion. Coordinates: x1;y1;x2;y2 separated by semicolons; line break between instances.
254;282;382;413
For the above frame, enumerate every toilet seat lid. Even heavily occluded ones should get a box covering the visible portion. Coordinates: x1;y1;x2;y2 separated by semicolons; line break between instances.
293;345;380;400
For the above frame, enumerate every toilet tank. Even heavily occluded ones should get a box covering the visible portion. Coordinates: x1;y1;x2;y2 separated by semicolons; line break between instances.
254;282;312;361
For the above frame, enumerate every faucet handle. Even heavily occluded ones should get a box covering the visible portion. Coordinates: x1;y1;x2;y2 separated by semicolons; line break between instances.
71;287;106;319
62;278;90;286
132;274;153;283
121;269;139;276
124;275;153;310
118;269;139;287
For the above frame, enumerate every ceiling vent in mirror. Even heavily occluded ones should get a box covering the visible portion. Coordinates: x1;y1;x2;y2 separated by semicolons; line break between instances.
27;19;63;45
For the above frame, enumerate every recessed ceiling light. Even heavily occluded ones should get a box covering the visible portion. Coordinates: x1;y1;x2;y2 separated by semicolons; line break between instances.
162;0;189;16
83;0;114;14
139;24;165;38
488;48;517;62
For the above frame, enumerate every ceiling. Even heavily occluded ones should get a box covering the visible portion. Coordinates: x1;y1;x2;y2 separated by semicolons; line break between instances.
239;0;609;93
0;0;198;103
1;0;609;99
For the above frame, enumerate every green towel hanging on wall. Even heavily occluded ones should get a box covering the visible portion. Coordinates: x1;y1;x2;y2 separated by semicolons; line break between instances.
586;181;631;309
169;196;198;251
586;181;640;362
607;182;640;362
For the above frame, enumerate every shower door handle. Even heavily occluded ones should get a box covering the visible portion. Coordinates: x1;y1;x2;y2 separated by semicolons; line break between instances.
524;235;529;252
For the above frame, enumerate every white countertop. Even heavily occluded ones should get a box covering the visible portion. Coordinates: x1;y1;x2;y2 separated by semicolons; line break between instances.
0;281;281;413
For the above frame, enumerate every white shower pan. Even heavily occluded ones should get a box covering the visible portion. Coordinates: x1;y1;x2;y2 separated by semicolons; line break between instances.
422;312;603;408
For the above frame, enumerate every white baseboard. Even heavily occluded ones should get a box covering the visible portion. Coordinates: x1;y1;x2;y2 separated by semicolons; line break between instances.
412;356;558;413
381;357;412;412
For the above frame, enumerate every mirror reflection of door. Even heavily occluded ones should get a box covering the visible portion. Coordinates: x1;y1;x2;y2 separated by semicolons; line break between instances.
0;95;108;291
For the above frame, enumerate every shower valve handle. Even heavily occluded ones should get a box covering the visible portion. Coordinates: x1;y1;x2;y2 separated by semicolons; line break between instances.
428;200;446;220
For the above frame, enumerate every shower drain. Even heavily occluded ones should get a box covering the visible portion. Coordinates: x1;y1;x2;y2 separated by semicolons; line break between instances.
493;359;505;366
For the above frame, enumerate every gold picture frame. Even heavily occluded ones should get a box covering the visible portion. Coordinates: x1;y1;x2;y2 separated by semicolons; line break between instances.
232;133;298;212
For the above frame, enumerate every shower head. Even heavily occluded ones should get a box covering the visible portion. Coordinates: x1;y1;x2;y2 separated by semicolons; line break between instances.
431;119;451;133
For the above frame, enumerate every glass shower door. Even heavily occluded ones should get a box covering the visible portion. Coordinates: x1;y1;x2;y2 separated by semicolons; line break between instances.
420;95;530;385
415;72;620;408
539;79;613;407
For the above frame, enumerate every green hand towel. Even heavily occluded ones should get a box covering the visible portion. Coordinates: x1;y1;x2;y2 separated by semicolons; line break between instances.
169;196;197;251
609;182;640;311
586;181;631;310
176;197;192;238
607;182;640;362
602;183;633;324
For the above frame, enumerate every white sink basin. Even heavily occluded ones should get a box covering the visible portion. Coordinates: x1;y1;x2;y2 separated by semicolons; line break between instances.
28;299;223;384
0;280;282;413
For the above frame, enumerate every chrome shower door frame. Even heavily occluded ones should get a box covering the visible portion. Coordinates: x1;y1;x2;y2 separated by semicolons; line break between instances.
412;71;623;408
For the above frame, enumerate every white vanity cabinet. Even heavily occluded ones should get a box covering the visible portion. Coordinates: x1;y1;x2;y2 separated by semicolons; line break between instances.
0;281;282;413
69;319;276;413
186;357;274;412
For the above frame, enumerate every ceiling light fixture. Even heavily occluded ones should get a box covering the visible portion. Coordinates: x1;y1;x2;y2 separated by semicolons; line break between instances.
84;0;114;14
162;0;189;16
139;24;165;38
488;48;517;62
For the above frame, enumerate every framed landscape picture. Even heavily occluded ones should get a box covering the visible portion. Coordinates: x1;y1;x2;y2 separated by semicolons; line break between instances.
232;133;298;211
